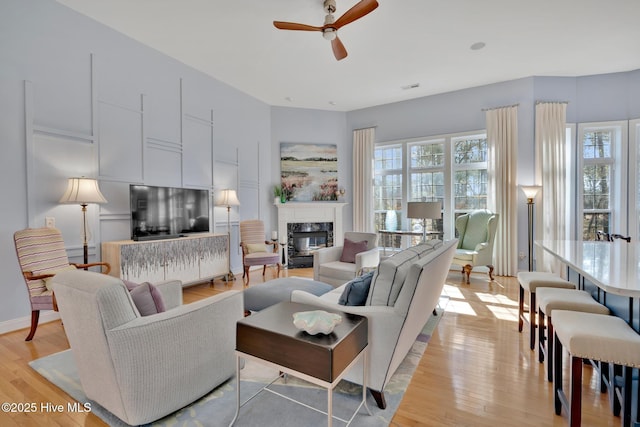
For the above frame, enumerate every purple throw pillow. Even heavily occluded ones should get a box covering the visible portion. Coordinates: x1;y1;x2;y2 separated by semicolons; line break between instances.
340;238;369;264
129;282;166;316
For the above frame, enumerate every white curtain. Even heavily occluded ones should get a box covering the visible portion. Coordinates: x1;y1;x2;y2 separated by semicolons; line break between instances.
486;105;519;276
353;127;375;232
534;102;568;273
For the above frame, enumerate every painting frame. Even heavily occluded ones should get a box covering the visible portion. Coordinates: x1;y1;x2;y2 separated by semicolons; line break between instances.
280;143;338;202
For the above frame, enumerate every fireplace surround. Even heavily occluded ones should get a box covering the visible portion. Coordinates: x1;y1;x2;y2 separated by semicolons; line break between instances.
275;202;346;267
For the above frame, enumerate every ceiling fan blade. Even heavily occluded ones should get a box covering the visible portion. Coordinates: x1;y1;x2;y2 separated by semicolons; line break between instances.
333;0;379;29
332;36;348;61
273;21;323;31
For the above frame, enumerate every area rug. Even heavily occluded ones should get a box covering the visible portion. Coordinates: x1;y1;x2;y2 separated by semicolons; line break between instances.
29;298;447;427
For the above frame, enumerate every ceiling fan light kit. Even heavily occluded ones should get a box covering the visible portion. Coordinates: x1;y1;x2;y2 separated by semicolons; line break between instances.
273;0;379;61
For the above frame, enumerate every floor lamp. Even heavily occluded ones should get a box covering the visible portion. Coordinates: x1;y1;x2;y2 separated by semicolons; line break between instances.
407;201;442;243
59;177;107;265
216;189;240;282
521;185;542;272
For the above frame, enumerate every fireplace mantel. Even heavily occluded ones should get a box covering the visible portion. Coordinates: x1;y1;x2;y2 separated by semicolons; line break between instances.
275;202;346;266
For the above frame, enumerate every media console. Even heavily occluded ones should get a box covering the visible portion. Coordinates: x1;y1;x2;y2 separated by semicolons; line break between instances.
102;233;229;286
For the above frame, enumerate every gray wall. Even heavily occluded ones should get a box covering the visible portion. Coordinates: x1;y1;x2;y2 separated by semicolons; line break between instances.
1;0;639;331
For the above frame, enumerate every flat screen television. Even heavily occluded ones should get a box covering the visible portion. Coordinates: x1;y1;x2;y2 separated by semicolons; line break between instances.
130;184;210;241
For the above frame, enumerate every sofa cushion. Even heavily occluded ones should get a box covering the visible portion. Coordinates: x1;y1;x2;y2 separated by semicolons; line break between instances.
367;240;442;306
338;271;374;306
340;238;369;263
129;282;166;316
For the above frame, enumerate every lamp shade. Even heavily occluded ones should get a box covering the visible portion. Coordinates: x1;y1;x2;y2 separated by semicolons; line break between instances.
520;185;542;201
216;189;240;207
59;177;107;205
407;201;441;219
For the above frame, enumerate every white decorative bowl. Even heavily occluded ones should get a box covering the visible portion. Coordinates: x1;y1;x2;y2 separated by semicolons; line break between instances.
293;310;342;335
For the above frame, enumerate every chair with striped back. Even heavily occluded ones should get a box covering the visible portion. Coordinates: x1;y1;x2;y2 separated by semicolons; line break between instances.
13;227;111;340
239;220;280;285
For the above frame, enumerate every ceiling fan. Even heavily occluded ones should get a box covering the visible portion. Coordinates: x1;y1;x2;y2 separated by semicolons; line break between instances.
273;0;379;61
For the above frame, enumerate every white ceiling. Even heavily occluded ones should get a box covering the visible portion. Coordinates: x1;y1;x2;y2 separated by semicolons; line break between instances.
56;0;640;112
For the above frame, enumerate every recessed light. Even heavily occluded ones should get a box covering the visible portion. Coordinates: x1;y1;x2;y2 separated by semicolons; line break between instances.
401;83;420;90
470;42;486;51
285;96;293;102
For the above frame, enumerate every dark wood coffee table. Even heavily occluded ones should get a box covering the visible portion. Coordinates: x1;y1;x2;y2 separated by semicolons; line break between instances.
229;301;369;427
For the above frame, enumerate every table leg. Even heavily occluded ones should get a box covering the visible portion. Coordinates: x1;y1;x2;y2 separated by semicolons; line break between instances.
362;348;372;416
327;387;333;427
228;355;241;427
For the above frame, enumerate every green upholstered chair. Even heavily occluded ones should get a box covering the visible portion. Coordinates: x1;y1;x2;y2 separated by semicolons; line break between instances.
451;209;498;284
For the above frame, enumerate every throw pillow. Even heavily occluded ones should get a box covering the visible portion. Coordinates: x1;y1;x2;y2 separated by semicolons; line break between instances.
246;243;268;254
340;238;369;263
338;271;374;306
129;282;166;316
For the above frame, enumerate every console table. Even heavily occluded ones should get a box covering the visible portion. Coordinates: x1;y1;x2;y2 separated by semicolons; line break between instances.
102;233;228;285
231;301;370;426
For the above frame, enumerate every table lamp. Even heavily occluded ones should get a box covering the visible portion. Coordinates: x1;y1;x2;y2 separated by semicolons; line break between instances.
407;201;441;243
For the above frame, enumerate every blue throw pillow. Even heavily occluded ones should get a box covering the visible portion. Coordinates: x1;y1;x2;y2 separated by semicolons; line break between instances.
338;271;374;306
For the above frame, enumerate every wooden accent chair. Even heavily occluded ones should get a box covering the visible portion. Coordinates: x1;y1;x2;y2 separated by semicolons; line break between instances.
450;209;498;284
239;220;280;285
13;227;110;340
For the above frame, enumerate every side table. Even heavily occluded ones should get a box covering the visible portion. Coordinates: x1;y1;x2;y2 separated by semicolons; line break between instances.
229;301;370;427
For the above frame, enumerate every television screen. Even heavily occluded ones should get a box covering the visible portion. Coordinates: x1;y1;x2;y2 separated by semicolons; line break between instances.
130;185;210;241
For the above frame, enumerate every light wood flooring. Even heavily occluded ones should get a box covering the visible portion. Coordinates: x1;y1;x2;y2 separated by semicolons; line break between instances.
0;267;619;426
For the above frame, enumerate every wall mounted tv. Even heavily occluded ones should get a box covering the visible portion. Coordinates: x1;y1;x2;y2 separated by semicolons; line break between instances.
130;185;210;241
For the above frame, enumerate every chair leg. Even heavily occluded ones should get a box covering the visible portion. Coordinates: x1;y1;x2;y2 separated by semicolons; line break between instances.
569;355;583;427
244;266;250;285
538;309;545;363
623;365;633;427
486;264;495;281
463;264;472;284
276;263;281;276
25;310;39;341
262;265;267;276
554;332;563;415
529;291;536;350
518;285;524;332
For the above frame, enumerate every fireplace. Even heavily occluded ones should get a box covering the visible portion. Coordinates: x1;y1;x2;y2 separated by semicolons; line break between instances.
275;201;346;267
287;222;334;268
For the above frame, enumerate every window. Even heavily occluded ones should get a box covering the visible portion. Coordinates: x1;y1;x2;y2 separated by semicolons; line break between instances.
374;131;488;246
576;122;627;240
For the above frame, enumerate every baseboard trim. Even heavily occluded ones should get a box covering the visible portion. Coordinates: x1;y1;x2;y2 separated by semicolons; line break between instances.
0;311;60;336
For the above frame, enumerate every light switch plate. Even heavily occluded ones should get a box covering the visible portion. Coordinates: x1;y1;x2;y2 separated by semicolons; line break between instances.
45;217;55;228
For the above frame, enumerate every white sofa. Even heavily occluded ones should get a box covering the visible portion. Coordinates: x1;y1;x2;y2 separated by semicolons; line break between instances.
314;231;380;287
51;270;243;426
292;238;457;409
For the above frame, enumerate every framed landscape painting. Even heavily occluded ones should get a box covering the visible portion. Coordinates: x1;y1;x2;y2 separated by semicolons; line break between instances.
280;143;338;202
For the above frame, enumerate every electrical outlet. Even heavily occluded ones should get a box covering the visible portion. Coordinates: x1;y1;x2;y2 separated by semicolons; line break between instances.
519;251;525;260
45;217;55;228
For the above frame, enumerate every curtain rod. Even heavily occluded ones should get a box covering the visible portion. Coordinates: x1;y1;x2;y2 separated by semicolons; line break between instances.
481;103;519;112
535;100;569;105
352;126;378;132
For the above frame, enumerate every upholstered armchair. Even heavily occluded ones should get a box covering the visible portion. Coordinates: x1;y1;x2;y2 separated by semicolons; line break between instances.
13;227;111;341
51;269;243;426
239;219;280;285
314;231;379;287
451;209;498;284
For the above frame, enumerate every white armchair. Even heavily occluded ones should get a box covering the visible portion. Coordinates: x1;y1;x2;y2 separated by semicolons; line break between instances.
51;270;243;426
314;231;379;287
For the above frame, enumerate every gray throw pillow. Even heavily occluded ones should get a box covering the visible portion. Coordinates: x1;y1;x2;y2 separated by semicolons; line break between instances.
338;271;374;306
128;282;166;316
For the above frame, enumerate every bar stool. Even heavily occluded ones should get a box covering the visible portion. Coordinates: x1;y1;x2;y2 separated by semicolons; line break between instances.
517;271;575;350
553;310;640;427
536;287;610;382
